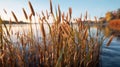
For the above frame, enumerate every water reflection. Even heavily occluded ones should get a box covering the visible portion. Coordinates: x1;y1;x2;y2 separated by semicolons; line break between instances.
116;37;120;41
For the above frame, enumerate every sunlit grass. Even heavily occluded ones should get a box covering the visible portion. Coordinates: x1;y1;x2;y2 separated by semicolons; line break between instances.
0;0;114;67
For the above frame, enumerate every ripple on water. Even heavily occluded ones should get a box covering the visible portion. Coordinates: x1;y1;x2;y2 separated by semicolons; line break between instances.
101;37;120;67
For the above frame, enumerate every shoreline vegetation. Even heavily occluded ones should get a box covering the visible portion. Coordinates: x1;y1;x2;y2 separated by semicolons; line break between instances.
2;20;28;24
0;0;116;67
1;20;109;25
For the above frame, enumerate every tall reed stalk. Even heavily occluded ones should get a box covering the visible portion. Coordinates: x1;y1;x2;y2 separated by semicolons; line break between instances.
0;0;114;67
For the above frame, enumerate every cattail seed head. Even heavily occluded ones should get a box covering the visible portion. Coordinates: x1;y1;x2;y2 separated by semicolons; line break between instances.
50;0;53;14
11;11;18;23
28;1;35;16
22;8;28;20
69;7;72;19
3;9;7;14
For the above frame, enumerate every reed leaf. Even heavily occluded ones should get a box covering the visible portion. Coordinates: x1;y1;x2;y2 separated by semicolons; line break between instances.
106;35;114;46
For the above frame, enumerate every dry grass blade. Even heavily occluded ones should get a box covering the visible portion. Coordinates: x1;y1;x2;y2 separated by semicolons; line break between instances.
106;35;114;46
46;10;49;19
11;11;18;23
28;1;35;16
22;8;28;20
83;27;88;39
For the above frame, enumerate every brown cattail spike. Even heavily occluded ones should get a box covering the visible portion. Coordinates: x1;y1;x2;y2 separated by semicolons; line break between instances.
58;4;61;22
3;9;7;14
50;0;53;14
22;8;28;20
85;11;88;20
11;11;18;23
28;1;35;16
69;7;72;19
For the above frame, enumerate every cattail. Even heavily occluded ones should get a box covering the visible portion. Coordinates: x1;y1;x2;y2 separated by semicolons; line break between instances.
85;11;88;20
50;0;53;14
40;21;46;55
58;4;61;22
28;1;35;16
3;9;7;14
106;35;114;46
69;7;72;19
22;8;28;20
11;11;18;23
41;21;46;39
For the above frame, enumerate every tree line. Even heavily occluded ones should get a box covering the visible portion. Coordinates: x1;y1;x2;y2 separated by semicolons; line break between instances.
99;8;120;22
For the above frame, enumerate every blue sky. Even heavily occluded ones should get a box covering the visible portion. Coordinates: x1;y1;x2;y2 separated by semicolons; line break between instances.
0;0;120;21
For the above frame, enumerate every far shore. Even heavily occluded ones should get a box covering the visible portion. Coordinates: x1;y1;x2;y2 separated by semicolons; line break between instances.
2;20;108;25
2;20;29;24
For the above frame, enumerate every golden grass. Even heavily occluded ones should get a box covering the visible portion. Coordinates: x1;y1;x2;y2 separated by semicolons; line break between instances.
0;0;113;67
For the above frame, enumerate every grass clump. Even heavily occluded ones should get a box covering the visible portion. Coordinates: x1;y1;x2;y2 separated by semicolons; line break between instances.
0;0;113;67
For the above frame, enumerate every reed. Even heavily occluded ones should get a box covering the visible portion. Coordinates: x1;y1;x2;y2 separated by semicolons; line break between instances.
106;35;114;46
50;0;53;14
3;9;7;14
0;1;113;67
22;8;28;20
11;11;18;23
28;1;35;16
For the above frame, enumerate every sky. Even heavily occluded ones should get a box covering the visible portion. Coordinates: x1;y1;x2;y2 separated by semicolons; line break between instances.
0;0;120;21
